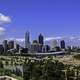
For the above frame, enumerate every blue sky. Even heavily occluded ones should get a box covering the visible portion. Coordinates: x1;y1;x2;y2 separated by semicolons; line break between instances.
0;0;80;40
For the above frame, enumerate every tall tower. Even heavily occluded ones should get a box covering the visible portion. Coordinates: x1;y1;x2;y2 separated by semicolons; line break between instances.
38;34;44;45
60;40;65;49
3;40;8;53
25;31;30;49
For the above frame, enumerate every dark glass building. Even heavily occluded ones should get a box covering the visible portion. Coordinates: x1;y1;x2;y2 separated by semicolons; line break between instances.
25;31;30;49
15;44;20;52
38;34;44;45
60;40;65;49
0;45;4;55
3;40;8;53
42;45;50;53
8;40;14;49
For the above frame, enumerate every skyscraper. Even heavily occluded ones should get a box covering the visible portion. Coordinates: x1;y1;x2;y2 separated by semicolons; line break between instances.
38;34;44;45
15;43;20;52
31;40;39;53
60;40;65;49
0;45;4;55
8;40;14;49
30;40;43;53
42;45;50;53
3;40;8;53
51;39;58;49
25;31;30;49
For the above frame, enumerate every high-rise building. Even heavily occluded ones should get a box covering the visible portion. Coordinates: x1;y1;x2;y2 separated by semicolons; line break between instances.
0;45;4;55
3;40;8;53
51;39;58;49
42;45;50;53
15;43;20;52
25;31;30;49
30;40;42;53
38;34;44;45
8;40;14;49
31;40;39;53
60;40;65;49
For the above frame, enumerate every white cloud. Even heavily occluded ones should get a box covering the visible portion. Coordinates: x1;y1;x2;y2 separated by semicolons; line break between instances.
44;36;80;41
0;13;11;24
69;37;76;40
78;38;80;41
44;37;62;41
7;38;25;42
16;38;25;42
0;27;5;35
7;38;15;41
0;13;11;43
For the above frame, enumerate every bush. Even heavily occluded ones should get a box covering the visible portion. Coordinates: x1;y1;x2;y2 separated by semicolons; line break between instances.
23;58;65;80
73;54;80;60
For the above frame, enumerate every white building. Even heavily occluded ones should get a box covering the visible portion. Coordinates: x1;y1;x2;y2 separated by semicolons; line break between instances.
51;39;58;49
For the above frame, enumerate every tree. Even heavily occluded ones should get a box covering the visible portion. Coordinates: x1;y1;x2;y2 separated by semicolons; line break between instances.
0;60;3;68
23;58;65;80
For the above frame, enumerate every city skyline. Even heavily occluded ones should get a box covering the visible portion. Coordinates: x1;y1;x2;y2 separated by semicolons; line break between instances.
0;1;80;79
0;0;80;40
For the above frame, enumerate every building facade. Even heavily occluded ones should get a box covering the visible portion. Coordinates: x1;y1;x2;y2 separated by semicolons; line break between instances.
3;40;8;53
25;31;30;49
8;40;14;49
38;34;44;45
60;40;65;49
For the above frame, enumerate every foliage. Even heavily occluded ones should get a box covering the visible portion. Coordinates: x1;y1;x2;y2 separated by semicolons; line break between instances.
23;57;65;80
73;54;80;60
0;60;3;68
